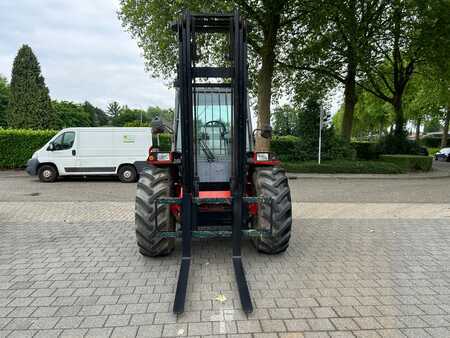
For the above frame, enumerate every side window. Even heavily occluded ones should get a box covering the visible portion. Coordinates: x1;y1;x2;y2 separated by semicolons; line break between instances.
52;132;75;151
51;134;64;151
62;132;75;149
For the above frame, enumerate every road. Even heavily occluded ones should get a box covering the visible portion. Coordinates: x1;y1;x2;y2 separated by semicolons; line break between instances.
1;162;450;203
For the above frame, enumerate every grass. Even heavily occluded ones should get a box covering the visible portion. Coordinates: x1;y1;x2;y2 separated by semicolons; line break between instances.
282;160;406;174
427;147;440;156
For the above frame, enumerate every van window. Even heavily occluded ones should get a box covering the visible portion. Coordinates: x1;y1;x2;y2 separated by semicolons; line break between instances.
53;132;75;150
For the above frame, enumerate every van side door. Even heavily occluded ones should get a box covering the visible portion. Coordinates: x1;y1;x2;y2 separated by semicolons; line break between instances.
48;131;78;175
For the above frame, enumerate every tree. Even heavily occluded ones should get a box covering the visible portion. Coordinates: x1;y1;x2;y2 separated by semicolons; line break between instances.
358;0;450;137
283;0;388;141
107;101;121;118
119;0;308;150
147;106;173;125
333;90;393;140
272;105;298;136
83;101;110;126
52;100;92;128
0;75;9;128
7;45;56;129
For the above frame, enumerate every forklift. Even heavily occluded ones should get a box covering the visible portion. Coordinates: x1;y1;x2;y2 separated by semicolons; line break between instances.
135;10;292;314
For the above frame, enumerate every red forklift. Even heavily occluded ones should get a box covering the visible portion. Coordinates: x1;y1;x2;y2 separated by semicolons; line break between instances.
135;10;292;314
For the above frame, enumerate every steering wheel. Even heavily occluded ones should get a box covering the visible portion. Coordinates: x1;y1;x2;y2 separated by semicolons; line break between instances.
204;120;228;139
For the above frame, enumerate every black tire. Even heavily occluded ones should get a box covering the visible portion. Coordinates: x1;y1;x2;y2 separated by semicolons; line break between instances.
38;164;58;183
118;165;137;183
251;167;292;254
135;167;175;257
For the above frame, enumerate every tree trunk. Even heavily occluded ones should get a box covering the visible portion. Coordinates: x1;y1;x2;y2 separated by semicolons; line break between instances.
393;95;404;136
255;50;275;151
415;117;421;141
341;62;357;141
442;107;450;148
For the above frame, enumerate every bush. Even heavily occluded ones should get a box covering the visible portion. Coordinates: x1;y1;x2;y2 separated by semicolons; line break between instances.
0;129;56;168
377;134;422;155
152;133;172;151
282;160;404;174
380;154;432;172
351;141;380;160
422;136;450;148
271;135;299;161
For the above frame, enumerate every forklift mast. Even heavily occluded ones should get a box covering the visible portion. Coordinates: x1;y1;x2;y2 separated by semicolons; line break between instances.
173;10;252;313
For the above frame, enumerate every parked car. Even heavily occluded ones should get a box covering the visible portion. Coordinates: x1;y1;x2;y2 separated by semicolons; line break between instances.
26;127;152;183
434;147;450;162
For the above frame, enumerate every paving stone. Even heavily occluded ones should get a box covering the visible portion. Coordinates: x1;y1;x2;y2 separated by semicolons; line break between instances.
284;319;310;331
85;327;113;338
29;317;60;330
308;318;335;331
236;320;262;333
104;314;131;327
188;322;213;335
111;325;138;338
1;206;450;337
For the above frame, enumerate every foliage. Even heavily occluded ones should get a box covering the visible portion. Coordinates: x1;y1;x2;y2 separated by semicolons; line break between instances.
377;134;422;155
380;154;432;172
270;136;299;160
285;0;389;140
51;100;110;128
112;105;173;127
424;117;442;133
107;101;121;118
6;45;56;129
427;147;440;156
272;105;297;136
153;133;172;151
421;136;450;148
351;142;381;160
0;129;56;168
359;0;450;136
52;101;92;128
0;75;9;128
83;102;109;126
282;160;404;174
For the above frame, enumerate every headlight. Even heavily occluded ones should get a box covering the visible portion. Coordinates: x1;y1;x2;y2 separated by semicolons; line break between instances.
157;152;171;161
32;151;37;159
256;152;270;161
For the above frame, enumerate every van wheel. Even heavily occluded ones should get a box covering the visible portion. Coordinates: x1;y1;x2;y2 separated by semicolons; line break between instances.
118;165;137;183
38;165;58;183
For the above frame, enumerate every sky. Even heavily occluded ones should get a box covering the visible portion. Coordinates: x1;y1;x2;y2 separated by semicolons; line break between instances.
0;0;174;111
0;1;342;114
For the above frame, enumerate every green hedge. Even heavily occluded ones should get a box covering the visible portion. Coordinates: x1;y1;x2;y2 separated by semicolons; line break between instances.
152;133;172;151
379;154;432;172
0;129;57;168
351;141;380;160
283;160;405;174
422;137;450;148
270;135;299;160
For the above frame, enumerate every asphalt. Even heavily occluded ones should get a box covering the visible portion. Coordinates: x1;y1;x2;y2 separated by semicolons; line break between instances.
1;161;450;204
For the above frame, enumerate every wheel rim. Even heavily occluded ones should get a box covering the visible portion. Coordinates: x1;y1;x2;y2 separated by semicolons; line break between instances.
43;169;52;178
123;170;132;179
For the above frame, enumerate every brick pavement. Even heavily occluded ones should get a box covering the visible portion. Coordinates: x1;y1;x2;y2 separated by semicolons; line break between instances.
1;202;450;337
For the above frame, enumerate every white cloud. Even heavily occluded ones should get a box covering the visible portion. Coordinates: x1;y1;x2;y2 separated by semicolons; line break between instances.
0;0;174;110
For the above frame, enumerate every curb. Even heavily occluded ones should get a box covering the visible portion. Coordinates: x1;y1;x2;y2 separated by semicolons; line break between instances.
287;170;450;180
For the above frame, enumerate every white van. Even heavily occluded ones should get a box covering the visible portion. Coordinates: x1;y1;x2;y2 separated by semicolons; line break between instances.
26;127;152;183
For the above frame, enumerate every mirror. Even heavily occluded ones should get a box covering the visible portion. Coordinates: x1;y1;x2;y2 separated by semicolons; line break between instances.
260;125;272;139
151;117;166;134
47;142;55;151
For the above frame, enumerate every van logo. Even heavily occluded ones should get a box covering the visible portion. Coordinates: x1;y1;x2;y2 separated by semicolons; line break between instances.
123;135;135;143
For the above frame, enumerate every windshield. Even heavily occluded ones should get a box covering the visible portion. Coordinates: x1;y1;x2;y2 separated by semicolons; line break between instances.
195;89;231;161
